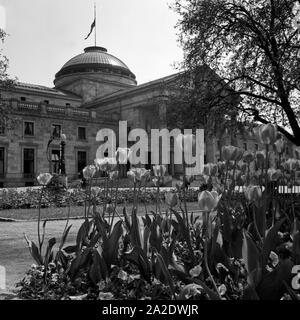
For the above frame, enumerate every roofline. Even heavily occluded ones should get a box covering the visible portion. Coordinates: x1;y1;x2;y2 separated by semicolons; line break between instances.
4;82;82;101
82;72;182;108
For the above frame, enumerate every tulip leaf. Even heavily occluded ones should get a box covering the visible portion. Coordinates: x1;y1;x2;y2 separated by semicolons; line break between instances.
59;224;72;250
262;218;285;269
143;225;150;253
103;220;123;269
292;231;300;265
124;246;151;282
130;208;142;247
24;234;43;265
149;219;162;252
76;219;90;250
89;249;108;285
242;230;262;286
156;252;176;300
123;207;131;231
44;237;56;267
171;209;195;264
69;248;92;281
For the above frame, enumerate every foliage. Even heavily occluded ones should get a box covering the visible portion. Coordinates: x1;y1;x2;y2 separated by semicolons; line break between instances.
0;186;200;210
172;0;300;145
0;28;17;131
16;126;300;300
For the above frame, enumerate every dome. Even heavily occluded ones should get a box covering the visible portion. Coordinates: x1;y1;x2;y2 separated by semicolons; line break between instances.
55;46;136;80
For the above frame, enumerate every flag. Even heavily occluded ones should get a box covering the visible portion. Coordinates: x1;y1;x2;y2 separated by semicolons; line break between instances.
84;19;95;40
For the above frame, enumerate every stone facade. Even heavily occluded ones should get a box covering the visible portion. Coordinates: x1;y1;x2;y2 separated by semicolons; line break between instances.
0;96;117;187
0;45;297;187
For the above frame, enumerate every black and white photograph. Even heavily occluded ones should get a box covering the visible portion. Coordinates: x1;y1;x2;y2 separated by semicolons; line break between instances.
0;0;300;311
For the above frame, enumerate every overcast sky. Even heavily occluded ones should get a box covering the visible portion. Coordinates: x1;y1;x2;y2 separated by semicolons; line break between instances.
0;0;183;87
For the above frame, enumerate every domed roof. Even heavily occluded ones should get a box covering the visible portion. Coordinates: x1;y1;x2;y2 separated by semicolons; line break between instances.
55;46;136;80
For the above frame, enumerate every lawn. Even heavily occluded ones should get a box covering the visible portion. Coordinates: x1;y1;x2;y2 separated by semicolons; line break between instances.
0;202;200;221
0;219;83;293
0;201;201;294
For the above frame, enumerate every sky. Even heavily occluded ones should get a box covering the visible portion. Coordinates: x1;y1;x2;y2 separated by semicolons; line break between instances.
0;0;183;87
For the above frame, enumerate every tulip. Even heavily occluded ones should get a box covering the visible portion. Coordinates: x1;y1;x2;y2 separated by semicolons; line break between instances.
244;185;262;203
165;192;178;208
234;147;244;162
106;204;114;215
37;173;53;186
58;175;68;188
115;147;132;164
198;190;222;211
152;177;160;187
127;168;150;183
217;161;226;172
240;174;246;184
185;175;194;184
203;163;218;176
243;151;255;163
253;124;277;145
238;161;247;173
267;168;281;181
221;145;243;162
256;150;266;167
175;133;195;152
91;186;101;197
109;170;119;181
228;169;242;180
153;164;167;177
94;157;117;172
283;158;300;172
82;165;96;180
222;145;236;161
274;138;285;154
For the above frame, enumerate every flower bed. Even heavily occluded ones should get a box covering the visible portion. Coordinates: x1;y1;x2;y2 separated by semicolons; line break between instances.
0;187;200;210
16;125;300;300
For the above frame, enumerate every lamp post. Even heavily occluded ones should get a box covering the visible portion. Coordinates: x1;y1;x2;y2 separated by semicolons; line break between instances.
59;133;67;175
46;131;67;188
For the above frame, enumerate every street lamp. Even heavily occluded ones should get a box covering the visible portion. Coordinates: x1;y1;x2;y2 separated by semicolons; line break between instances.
46;131;67;188
59;133;67;175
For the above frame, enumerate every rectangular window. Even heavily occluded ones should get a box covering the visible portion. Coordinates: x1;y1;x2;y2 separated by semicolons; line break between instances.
51;150;60;174
78;127;86;140
0;123;5;135
244;143;248;151
0;147;4;177
77;151;87;174
24;121;34;136
23;148;35;178
20;97;26;101
255;144;259;151
286;147;290;156
52;124;61;138
145;152;151;170
44;100;49;104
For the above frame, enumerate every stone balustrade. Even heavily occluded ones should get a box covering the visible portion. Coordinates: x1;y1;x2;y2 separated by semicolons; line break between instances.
1;99;117;121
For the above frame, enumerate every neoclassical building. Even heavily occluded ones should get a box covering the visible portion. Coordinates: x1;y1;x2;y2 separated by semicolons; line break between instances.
0;45;295;187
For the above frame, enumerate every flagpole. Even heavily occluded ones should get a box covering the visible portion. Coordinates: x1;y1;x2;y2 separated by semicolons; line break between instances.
94;2;97;46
